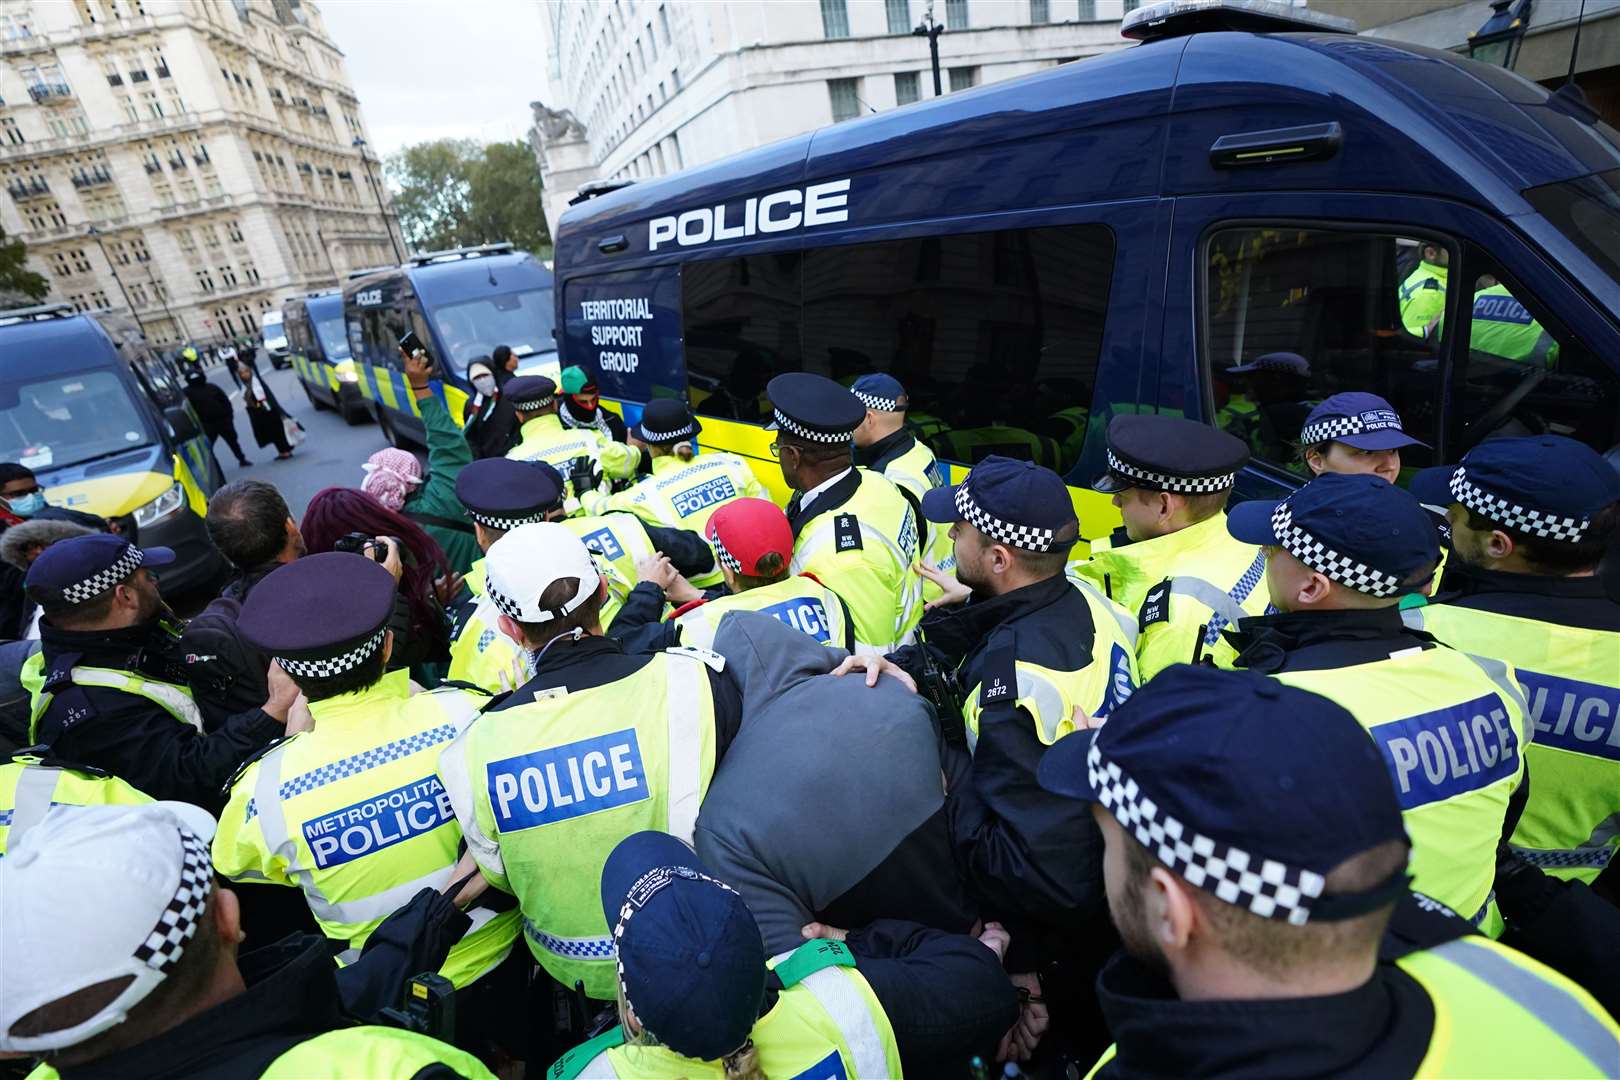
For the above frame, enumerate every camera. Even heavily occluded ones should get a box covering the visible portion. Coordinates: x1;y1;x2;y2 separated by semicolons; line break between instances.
380;973;456;1043
334;532;397;563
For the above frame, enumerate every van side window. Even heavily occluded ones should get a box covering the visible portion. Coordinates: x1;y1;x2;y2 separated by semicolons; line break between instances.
1452;251;1620;458
1205;227;1446;474
679;224;1115;475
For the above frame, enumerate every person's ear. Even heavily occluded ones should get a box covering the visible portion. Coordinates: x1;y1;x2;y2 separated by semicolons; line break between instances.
1486;528;1515;561
1299;570;1334;607
497;613;526;648
1155;491;1175;523
990;542;1015;577
1151;867;1200;954
1304;447;1325;475
214;885;246;948
380;629;394;666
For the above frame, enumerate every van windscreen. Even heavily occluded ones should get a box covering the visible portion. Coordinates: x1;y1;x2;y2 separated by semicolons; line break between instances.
431;288;555;376
0;369;154;471
1525;168;1620;289
314;314;352;360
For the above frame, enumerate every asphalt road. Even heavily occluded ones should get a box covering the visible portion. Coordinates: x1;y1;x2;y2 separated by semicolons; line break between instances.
205;351;393;518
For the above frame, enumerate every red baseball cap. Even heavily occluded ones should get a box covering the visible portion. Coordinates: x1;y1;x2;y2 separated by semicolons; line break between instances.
706;498;793;576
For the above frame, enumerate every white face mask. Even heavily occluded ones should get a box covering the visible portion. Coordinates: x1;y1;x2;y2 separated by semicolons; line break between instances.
472;374;496;395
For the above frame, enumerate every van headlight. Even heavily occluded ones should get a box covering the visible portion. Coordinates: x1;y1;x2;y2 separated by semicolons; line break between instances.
134;482;186;528
335;363;360;383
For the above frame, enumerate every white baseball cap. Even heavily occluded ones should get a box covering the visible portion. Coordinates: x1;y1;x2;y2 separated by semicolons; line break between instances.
484;521;602;624
0;802;219;1053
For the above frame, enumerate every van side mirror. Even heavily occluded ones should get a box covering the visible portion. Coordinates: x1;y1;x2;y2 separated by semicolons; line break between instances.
164;406;200;442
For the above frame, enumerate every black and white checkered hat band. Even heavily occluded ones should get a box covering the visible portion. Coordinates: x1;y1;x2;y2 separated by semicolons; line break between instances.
132;828;213;974
1300;415;1401;446
853;390;899;411
1088;741;1325;926
1449;466;1588;541
276;626;387;678
1271;503;1402;597
1107;450;1234;494
61;544;143;604
711;531;743;574
467;507;549;531
613;865;742;1022
955;483;1056;552
510;393;554;410
486;569;592;624
773;408;850;443
638;421;695;442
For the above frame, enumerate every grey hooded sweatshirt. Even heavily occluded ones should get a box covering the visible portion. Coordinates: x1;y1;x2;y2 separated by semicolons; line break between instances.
697;611;977;954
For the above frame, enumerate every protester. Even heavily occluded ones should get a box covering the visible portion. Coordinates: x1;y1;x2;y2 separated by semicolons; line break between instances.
0;464;106;531
1;519;95;639
235;358;295;461
460;360;520;459
299;488;457;678
504;375;637;506
183;370;251;470
360;349;479;574
557;365;628;443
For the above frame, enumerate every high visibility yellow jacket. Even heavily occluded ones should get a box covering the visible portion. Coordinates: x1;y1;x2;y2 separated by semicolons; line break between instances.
0;759;151;856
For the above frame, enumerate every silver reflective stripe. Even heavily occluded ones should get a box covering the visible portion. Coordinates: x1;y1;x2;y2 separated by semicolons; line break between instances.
1512;812;1620;871
1430;938;1620;1074
73;667;204;732
789;512;920;626
311;865;451;927
965;668;1068;754
427;687;483;733
1167;576;1249;632
575;1052;618;1079
1462;653;1533;744
1072;577;1137;647
7;766;62;846
437;727;505;876
1401;608;1427;631
798;967;889;1079
663;655;704;845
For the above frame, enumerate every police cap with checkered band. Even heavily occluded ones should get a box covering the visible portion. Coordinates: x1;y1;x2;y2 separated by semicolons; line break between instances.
1299;392;1427;453
455;457;564;530
1409;435;1620;545
766;372;865;445
0;802;220;1052
921;454;1077;553
631;397;703;445
1092;415;1249;496
236;551;397;679
850;373;908;413
504;374;558;412
25;533;176;606
1226;473;1439;597
600;830;765;1061
1037;664;1411;927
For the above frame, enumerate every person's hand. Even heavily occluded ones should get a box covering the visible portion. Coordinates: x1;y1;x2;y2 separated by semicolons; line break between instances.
637;553;680;591
996;972;1049;1063
433;570;465;607
1073;704;1104;731
917;560;970;611
664;572;702;606
568;455;601;495
830;654;918;693
977;921;1010;961
402;349;434;392
263;661;300;724
374;535;403;582
801;922;848;942
284;693;315;735
443;851;490;907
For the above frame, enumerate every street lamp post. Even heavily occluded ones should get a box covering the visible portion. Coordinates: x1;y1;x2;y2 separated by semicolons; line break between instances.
144;262;185;344
352;136;405;264
914;2;945;96
1467;0;1534;70
85;225;146;336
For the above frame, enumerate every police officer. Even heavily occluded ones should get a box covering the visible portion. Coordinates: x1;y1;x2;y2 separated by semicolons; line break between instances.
581;397;766;584
0;804;496;1078
1297;391;1428;484
1399;241;1449;338
1224;473;1529;934
19;533;294;808
213;552;521;996
1074;415;1263;679
1217;351;1312;460
1405;435;1620;885
768;373;921;653
504;375;636;506
1035;665;1620;1080
1471;280;1559;367
435;523;743;1004
557;365;628;443
846;455;1139;1059
551;831;1020;1079
612;497;854;653
0;752;149;855
851;373;957;598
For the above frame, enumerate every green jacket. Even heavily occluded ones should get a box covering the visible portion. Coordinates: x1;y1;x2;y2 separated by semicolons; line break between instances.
402;393;479;575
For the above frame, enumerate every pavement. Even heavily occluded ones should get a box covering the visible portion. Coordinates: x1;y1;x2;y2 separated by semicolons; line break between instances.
204;351;394;518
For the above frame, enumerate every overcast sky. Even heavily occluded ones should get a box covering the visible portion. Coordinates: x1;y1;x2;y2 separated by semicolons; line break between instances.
318;0;550;158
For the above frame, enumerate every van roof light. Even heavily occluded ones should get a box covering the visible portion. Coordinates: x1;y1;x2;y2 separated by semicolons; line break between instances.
408;242;516;266
0;302;78;326
1122;0;1356;41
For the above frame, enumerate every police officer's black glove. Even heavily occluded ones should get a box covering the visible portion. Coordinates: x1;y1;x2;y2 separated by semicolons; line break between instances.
568;455;601;495
1494;842;1564;931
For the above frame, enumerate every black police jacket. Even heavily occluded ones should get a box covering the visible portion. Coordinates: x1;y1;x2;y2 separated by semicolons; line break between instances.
179;565;278;730
49;937;477;1080
1091;892;1472;1079
35;616;280;809
890;574;1109;972
1432;561;1620;632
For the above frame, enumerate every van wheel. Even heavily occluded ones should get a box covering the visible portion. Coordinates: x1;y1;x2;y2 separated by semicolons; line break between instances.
344;402;371;426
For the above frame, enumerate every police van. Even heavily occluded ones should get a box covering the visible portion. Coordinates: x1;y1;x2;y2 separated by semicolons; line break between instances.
284;289;369;424
343;243;559;448
550;0;1620;547
0;304;225;593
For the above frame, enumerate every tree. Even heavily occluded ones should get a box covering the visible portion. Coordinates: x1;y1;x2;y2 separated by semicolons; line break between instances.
0;227;48;306
385;138;550;256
